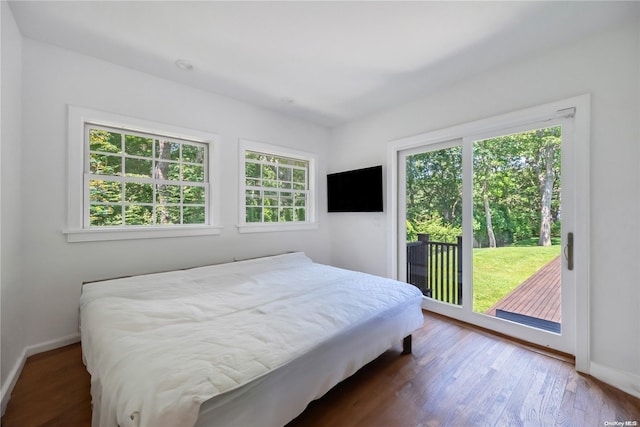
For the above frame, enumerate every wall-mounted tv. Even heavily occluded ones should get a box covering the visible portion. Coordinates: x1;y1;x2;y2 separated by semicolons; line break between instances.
327;165;383;213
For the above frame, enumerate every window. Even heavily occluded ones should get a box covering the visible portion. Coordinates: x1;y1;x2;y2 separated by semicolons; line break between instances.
239;139;317;233
87;125;208;227
67;106;222;242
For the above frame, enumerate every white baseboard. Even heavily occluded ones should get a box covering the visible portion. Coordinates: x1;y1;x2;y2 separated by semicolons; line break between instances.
24;333;81;358
1;333;81;416
590;361;640;399
0;347;27;416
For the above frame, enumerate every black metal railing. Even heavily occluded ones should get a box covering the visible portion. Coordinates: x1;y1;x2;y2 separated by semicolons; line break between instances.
407;234;462;305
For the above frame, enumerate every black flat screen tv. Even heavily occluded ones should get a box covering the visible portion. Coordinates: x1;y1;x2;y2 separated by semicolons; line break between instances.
327;165;383;212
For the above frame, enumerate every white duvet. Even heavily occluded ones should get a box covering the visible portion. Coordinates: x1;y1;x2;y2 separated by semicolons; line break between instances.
80;252;423;427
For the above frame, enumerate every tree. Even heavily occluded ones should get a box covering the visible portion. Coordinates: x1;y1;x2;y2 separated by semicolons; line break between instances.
533;128;561;246
405;146;462;242
471;126;561;247
154;140;176;225
473;140;498;248
405;126;562;248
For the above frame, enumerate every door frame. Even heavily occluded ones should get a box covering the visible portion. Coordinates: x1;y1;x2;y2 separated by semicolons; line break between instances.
387;94;590;372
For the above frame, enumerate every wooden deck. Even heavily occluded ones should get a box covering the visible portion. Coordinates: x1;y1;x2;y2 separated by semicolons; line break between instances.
485;256;561;323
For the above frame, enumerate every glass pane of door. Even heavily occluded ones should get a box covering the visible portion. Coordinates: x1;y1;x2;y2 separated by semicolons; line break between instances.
472;126;562;333
405;144;463;305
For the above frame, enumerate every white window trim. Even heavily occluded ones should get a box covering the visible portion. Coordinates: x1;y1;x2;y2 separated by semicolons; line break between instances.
65;105;223;242
237;139;318;233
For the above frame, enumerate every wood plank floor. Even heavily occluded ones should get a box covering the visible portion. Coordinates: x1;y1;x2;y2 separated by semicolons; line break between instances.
3;312;639;427
486;256;562;323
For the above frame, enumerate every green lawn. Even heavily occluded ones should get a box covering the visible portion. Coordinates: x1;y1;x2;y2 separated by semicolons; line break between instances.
472;245;560;313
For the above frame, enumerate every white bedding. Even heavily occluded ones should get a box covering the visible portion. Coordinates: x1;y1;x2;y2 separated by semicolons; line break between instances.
80;252;424;427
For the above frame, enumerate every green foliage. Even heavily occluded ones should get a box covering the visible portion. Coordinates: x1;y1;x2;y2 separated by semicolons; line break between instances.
472;127;561;247
406;146;462;229
406;214;462;244
405;126;562;247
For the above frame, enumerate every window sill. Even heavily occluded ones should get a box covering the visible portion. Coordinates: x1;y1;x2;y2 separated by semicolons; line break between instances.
64;225;224;242
236;222;319;234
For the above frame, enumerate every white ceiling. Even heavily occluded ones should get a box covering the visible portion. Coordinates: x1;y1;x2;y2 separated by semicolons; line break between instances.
9;1;640;127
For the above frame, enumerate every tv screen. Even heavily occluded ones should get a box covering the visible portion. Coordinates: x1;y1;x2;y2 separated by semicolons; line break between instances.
327;165;383;212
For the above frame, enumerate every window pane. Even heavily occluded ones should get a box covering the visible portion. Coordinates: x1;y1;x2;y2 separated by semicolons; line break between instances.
90;180;121;203
262;165;277;181
155;162;180;180
246;178;261;187
182;144;205;164
293;169;306;184
245;152;261;161
90;154;121;175
281;192;293;206
124;158;153;178
263;207;278;222
125;135;153;157
278;167;292;182
246;162;261;179
246;207;262;222
156;140;180;160
125;205;153;225
265;191;278;207
294;193;307;207
89;204;122;226
405;145;462;303
471;127;562;318
156;206;180;225
183;164;204;183
295;207;306;221
183;206;206;224
125;182;153;204
184;186;205;204
157;184;181;204
89;129;121;153
246;189;262;206
280;208;294;222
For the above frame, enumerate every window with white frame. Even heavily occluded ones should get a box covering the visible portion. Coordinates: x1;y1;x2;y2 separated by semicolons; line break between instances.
239;140;317;232
66;106;221;242
86;125;208;227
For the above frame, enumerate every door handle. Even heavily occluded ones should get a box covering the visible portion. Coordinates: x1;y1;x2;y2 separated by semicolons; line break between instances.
564;232;574;271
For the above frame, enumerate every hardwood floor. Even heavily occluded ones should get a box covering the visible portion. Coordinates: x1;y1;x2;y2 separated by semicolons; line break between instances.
1;344;91;427
3;312;639;427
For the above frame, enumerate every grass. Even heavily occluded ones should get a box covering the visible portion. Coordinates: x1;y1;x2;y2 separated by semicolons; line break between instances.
472;244;560;313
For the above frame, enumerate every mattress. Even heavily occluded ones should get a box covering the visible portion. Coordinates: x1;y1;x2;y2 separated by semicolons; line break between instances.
80;252;424;427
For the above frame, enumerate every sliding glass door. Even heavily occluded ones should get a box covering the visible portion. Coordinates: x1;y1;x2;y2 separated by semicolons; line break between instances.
394;105;580;355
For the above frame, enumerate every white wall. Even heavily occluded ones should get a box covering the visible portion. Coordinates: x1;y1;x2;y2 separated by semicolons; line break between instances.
329;22;640;393
1;0;26;410
17;39;331;355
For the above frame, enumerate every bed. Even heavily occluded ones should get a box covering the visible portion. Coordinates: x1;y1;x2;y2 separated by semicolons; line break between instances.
80;252;424;427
